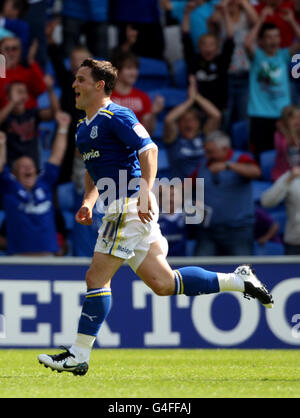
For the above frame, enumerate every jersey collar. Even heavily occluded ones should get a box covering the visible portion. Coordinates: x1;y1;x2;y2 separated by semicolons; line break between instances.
85;100;112;126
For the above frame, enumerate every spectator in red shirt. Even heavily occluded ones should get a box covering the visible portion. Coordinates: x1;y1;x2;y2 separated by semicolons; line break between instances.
0;36;46;110
255;0;298;47
111;52;164;135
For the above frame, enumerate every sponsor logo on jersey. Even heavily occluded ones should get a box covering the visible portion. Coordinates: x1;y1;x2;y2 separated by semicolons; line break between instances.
83;149;100;162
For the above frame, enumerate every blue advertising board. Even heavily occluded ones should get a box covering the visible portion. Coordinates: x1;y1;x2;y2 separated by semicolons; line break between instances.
0;257;300;349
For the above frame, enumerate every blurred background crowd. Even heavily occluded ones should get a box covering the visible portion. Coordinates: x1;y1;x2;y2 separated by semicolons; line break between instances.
0;0;299;258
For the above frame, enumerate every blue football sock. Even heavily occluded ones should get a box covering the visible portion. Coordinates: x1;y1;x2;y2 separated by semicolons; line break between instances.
78;288;112;336
174;267;220;296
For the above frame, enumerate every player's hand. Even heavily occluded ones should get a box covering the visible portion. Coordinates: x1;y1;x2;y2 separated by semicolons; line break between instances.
137;190;155;224
75;206;93;226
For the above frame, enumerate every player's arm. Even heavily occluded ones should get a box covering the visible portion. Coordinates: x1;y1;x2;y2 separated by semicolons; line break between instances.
0;131;7;173
138;145;158;224
75;170;99;226
244;7;273;58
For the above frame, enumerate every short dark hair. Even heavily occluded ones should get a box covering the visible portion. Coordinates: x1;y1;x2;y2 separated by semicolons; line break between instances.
111;51;139;72
259;22;280;39
80;59;118;96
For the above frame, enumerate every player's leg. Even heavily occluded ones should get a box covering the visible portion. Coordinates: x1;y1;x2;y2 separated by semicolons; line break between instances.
38;252;124;375
134;241;274;308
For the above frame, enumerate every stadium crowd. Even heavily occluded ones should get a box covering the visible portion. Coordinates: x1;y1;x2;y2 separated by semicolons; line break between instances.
0;0;299;257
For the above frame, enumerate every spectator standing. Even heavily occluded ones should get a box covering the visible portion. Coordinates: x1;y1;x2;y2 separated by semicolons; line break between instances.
182;1;235;111
162;0;219;52
0;76;59;169
0;0;30;57
111;0;165;59
272;105;300;180
111;52;164;136
62;0;108;59
194;131;261;256
0;112;70;256
209;0;258;125
47;22;91;182
261;166;300;255
163;77;221;179
255;0;299;47
0;36;46;110
245;8;300;157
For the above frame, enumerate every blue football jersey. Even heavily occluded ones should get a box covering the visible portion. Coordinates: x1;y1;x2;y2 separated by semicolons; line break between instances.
75;101;154;202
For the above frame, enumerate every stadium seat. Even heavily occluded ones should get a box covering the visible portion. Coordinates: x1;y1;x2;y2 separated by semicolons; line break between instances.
266;206;287;235
254;241;285;256
57;183;76;231
173;59;188;89
148;87;187;111
135;57;171;91
231;120;249;151
260;150;277;181
0;210;5;228
37;87;62;109
252;180;272;203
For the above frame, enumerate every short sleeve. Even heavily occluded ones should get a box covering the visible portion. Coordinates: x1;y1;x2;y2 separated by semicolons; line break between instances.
111;108;154;154
39;162;60;187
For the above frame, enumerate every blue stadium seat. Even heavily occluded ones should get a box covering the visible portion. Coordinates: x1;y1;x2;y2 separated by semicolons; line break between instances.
173;59;188;89
254;241;285;256
135;57;171;91
231;120;249;151
266;206;287;235
57;183;76;231
260;150;277;181
252;180;272;203
0;210;5;228
148;88;187;111
37;87;62;109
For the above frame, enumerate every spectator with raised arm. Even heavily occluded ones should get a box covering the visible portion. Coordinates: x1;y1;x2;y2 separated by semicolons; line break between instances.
163;76;221;179
255;0;299;47
209;0;258;125
0;75;59;169
0;36;46;110
245;7;300;158
193;130;261;256
182;0;235;111
47;22;91;182
0;111;71;256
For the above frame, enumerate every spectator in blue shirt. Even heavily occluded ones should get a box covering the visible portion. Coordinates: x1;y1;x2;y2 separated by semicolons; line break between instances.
62;0;108;59
194;130;261;256
0;111;70;256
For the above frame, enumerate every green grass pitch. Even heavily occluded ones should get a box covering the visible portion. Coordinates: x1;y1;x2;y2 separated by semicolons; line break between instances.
0;349;299;398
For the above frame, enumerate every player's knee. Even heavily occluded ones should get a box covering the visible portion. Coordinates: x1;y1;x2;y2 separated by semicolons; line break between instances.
150;277;173;296
85;266;108;289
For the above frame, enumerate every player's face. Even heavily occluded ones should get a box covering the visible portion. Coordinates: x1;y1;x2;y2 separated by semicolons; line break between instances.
13;157;37;190
204;142;228;162
73;67;99;110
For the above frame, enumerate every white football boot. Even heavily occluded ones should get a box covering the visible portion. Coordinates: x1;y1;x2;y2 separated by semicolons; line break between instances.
38;346;89;376
234;265;274;309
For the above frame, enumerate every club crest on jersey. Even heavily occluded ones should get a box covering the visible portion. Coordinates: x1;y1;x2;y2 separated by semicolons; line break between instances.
90;126;98;139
